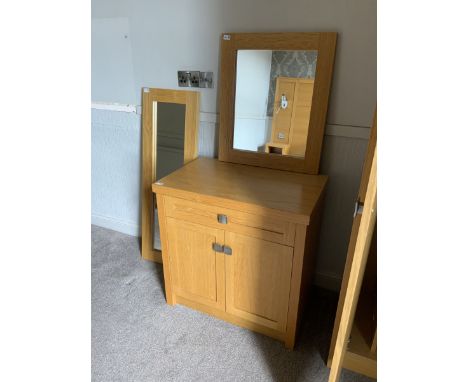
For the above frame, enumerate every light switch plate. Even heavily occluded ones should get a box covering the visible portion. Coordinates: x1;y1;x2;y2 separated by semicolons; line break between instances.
200;72;214;88
178;70;213;88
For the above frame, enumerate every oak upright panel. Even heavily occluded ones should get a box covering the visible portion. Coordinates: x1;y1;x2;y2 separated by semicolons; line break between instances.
328;110;377;379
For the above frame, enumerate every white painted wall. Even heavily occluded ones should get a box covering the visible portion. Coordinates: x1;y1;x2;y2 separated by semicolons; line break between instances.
92;18;136;104
234;50;272;118
91;0;376;290
91;108;141;236
92;0;376;126
233;50;272;151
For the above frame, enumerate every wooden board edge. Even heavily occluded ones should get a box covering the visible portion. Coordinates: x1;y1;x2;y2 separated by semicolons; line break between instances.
142;249;162;263
328;108;377;363
156;194;175;305
343;351;377;379
328;147;377;382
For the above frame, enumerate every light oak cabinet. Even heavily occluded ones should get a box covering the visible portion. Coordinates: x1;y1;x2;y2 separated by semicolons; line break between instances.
153;158;327;349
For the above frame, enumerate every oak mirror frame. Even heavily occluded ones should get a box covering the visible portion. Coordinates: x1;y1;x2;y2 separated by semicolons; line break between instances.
141;88;200;263
218;32;337;174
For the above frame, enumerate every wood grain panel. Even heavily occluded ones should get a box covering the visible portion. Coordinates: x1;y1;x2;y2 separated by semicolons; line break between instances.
271;79;295;144
289;106;310;157
289;79;314;157
166;217;225;310
175;295;286;343
285;193;325;348
164;196;295;246
155;194;174;304
328;146;377;382
294;81;314;105
152;157;328;225
225;232;293;332
343;350;377;379
328;110;377;364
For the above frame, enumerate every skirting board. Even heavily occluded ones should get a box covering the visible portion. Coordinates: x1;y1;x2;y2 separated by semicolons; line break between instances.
92;213;140;237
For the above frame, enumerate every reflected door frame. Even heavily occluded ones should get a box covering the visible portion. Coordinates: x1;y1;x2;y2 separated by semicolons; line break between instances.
141;88;200;263
266;76;315;157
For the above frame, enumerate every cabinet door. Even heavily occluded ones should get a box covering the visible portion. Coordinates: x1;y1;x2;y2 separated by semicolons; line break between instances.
271;78;296;144
166;217;225;310
224;232;294;332
289;80;314;157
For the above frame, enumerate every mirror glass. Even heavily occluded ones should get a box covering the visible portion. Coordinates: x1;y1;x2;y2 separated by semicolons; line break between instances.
153;102;186;250
233;49;317;158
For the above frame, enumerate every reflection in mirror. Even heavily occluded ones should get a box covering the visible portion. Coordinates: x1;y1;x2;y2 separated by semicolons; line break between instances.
152;102;186;250
233;50;317;158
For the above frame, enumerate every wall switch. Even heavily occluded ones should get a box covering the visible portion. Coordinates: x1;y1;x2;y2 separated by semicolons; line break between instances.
178;70;213;88
199;72;214;88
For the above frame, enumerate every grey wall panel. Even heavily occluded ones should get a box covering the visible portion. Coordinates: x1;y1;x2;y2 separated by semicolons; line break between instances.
198;121;218;158
91;109;142;236
315;134;369;290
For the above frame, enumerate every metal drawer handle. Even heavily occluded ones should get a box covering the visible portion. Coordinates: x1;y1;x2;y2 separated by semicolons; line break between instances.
353;200;364;218
212;243;224;253
217;214;228;224
212;243;232;256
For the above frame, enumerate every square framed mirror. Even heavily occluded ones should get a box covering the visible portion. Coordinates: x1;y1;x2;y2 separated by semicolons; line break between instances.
141;88;200;263
218;32;337;174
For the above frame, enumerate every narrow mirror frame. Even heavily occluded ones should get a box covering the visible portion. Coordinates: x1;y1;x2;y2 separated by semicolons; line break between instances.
218;32;337;174
141;88;200;263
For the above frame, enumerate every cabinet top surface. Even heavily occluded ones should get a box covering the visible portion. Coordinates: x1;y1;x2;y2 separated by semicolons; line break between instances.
152;158;327;223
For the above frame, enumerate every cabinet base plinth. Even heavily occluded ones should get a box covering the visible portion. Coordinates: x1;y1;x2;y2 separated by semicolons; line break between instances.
175;295;288;346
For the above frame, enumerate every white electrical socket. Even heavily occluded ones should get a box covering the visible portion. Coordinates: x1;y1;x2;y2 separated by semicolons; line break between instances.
178;71;213;88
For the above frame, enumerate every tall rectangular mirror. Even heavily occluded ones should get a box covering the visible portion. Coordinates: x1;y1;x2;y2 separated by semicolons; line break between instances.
153;102;186;250
219;33;337;174
141;88;199;262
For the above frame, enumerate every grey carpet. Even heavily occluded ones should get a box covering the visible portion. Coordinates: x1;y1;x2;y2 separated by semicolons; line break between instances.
92;225;375;382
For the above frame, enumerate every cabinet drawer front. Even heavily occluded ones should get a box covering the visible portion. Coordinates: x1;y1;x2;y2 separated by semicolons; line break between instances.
164;196;295;246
